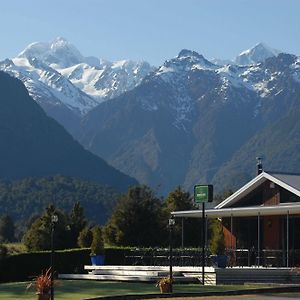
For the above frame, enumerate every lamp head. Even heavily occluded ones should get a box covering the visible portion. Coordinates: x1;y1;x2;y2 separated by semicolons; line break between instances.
51;214;58;223
169;218;175;226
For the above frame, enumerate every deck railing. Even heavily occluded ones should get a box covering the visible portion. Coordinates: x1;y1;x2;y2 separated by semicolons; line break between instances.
226;248;300;267
125;248;300;267
125;248;209;267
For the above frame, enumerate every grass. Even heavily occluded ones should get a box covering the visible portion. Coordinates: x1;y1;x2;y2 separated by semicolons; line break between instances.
0;280;267;300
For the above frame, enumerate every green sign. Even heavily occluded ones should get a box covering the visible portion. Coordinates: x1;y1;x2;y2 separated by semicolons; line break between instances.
194;185;213;203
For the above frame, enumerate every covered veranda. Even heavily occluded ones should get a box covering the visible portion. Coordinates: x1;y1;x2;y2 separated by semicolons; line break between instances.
171;171;300;268
172;204;300;268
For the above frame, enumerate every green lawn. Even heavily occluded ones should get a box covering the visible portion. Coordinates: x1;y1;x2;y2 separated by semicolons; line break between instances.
0;280;266;300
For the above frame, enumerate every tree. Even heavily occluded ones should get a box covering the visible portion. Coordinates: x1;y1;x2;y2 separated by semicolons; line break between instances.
23;205;70;251
0;176;119;234
208;218;225;255
69;202;87;248
104;186;165;247
164;186;195;212
0;215;15;242
23;202;91;251
163;186;201;247
90;225;104;255
77;227;93;248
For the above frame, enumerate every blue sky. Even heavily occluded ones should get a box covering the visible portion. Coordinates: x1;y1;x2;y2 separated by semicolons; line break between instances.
1;0;299;66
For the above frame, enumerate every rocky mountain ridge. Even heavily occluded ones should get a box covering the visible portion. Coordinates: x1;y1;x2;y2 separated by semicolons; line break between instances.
1;39;300;194
78;49;300;194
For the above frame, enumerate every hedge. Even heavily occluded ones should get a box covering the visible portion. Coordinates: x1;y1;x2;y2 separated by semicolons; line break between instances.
0;247;204;282
0;247;132;282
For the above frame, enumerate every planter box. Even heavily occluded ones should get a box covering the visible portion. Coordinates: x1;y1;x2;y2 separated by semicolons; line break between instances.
212;255;227;268
90;255;105;266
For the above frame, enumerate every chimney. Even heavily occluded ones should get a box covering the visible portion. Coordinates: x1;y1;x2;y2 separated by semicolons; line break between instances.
256;157;263;175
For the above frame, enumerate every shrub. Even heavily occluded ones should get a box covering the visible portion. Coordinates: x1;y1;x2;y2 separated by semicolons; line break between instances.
0;244;7;260
0;246;132;282
208;218;225;255
77;227;93;248
0;248;90;282
90;226;104;255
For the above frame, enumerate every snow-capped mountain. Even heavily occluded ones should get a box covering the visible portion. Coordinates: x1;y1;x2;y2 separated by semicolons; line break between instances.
234;42;281;65
78;48;300;194
18;37;101;68
3;57;97;115
17;37;154;103
0;37;154;133
2;39;300;194
0;56;97;135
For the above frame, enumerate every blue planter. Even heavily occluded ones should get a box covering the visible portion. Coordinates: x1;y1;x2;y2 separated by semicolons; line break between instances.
212;255;227;268
90;255;105;265
216;255;227;268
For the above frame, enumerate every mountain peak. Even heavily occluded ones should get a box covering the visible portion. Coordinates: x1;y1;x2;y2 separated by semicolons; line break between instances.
52;36;68;44
50;37;72;51
235;42;281;65
18;37;100;68
177;49;204;60
174;49;214;68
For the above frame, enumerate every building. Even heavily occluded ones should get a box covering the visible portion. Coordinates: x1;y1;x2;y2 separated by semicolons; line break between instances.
172;170;300;267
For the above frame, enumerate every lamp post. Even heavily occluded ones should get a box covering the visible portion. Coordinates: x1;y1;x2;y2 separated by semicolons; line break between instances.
169;217;175;293
50;214;58;300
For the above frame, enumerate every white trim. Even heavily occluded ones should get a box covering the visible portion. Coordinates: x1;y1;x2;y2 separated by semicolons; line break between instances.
216;171;300;209
215;172;266;209
171;204;300;219
264;173;300;197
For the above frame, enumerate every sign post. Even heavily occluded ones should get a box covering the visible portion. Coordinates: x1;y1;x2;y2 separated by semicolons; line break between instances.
194;185;213;286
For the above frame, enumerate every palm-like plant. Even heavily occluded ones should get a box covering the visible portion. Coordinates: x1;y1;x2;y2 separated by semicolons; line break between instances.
27;268;52;295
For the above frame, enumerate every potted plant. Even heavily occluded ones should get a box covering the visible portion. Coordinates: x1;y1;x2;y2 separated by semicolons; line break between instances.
156;276;172;293
27;268;52;300
90;225;105;265
209;219;227;268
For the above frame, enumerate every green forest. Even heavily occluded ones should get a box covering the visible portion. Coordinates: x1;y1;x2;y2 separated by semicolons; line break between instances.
0;175;118;230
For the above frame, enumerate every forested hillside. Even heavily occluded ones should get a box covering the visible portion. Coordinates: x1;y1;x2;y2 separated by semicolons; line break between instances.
0;176;119;226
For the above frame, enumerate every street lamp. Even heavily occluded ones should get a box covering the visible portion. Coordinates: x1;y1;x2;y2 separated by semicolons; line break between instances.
169;217;175;293
50;214;58;300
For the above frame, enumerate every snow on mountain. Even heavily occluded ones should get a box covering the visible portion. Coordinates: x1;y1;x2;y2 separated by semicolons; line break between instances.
0;37;154;122
59;59;154;102
155;49;253;94
210;58;234;66
155;49;217;85
0;57;98;116
234;42;281;65
77;46;300;195
15;37;154;105
151;47;300;127
2;38;299;136
18;37;100;68
148;50;222;129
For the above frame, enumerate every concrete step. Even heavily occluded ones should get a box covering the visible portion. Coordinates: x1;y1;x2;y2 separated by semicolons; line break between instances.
84;265;214;272
59;274;197;283
68;265;217;285
90;269;180;276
